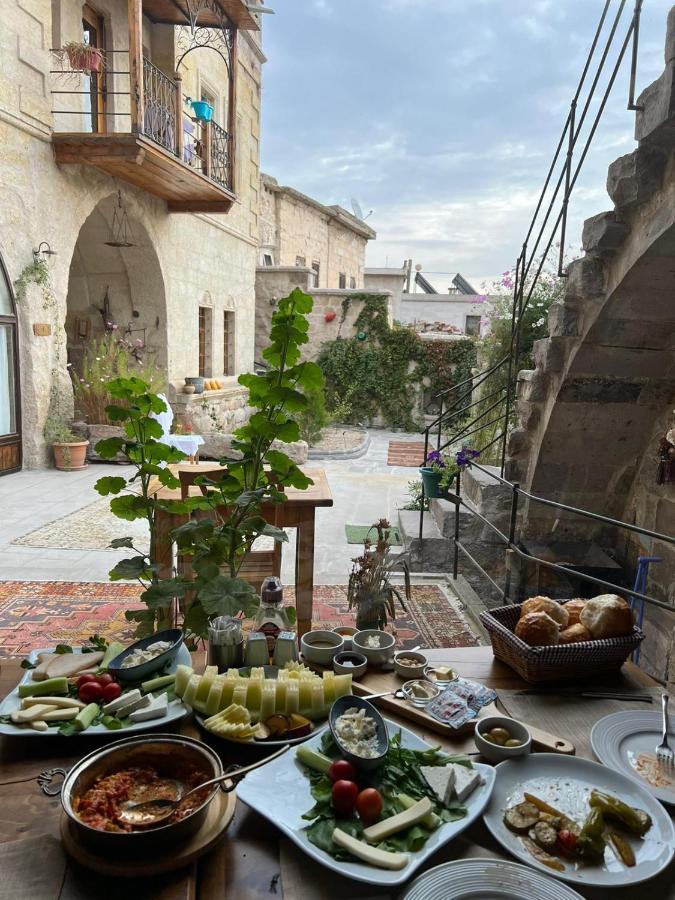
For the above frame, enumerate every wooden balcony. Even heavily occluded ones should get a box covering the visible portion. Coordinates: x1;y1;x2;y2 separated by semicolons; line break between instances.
50;0;251;213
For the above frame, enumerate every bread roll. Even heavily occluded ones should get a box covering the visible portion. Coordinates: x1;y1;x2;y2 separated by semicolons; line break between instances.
559;623;592;644
515;611;561;646
563;598;586;627
520;596;569;629
579;594;633;639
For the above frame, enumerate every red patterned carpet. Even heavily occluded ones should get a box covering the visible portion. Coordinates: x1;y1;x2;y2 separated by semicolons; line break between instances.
0;581;478;656
387;441;426;467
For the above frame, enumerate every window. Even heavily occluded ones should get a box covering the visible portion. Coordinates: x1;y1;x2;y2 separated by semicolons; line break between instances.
223;310;235;376
465;315;481;336
338;273;346;289
201;87;217;120
349;276;356;289
262;252;273;266
311;261;320;288
295;255;306;267
198;306;212;377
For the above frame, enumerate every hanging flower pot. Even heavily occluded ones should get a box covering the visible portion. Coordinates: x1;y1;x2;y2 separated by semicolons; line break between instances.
324;310;336;322
419;466;448;499
189;100;214;123
63;42;104;73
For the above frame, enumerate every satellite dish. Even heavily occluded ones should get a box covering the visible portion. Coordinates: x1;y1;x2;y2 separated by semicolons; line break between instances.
351;198;373;221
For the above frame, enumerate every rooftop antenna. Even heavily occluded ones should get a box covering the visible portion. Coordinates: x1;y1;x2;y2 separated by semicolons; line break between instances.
351;198;373;221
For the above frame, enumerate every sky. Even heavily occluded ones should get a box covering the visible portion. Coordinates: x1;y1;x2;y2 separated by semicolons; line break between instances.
259;0;671;290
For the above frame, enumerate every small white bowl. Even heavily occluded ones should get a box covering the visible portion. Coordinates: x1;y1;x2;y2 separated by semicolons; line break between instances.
332;626;357;650
393;649;428;679
401;679;442;707
333;650;368;677
301;630;343;666
424;664;458;684
352;629;396;666
474;715;531;763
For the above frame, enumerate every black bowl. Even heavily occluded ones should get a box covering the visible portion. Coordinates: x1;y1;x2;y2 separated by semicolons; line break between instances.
107;629;184;683
329;695;389;771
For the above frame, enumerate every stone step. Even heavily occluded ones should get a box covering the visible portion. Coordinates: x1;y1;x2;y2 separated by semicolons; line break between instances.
429;496;476;538
461;464;512;529
397;509;453;572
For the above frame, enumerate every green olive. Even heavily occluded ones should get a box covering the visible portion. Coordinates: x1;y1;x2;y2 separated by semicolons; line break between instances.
504;738;522;747
487;727;511;745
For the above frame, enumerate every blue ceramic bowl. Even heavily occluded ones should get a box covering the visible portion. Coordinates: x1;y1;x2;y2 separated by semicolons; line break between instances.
329;695;389;771
107;629;184;683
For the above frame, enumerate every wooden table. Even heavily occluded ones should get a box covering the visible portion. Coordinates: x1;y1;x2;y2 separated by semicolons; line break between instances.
151;465;333;637
1;646;673;899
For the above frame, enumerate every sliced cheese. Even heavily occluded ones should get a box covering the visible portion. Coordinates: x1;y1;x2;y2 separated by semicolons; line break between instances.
45;652;104;679
22;696;86;710
11;703;57;723
447;763;481;802
103;688;141;715
332;828;408;870
41;707;79;722
128;693;168;723
115;693;151;719
421;765;456;806
28;720;49;732
362;796;433;844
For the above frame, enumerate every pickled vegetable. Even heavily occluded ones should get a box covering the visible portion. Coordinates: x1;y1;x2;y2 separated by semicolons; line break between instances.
589;790;652;837
608;831;636;867
521;836;565;871
504;801;540;833
523;792;579;833
576;808;606;863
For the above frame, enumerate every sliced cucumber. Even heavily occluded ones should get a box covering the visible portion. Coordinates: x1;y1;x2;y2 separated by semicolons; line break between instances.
141;673;176;694
295;745;332;774
18;677;69;698
74;702;100;732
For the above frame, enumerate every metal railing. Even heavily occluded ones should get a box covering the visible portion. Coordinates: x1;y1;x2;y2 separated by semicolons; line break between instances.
417;0;645;541
447;461;674;617
50;50;233;192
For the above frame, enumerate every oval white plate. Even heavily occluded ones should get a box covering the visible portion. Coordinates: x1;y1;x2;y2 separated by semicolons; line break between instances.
400;858;585;900
483;753;675;887
238;718;495;887
591;710;675;806
0;644;190;737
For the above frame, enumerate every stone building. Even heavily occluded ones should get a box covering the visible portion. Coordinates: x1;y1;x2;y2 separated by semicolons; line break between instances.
259;173;375;288
0;0;265;472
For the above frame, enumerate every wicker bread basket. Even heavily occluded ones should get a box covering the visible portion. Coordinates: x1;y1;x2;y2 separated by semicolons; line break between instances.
480;600;644;684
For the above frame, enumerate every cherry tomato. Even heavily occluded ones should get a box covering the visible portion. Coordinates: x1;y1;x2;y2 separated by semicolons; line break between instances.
76;673;97;689
328;760;356;784
356;788;383;825
556;829;578;855
78;680;104;703
331;780;358;816
96;673;114;687
102;681;122;702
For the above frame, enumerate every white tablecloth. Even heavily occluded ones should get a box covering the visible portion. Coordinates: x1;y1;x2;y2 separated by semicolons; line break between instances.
169;434;205;458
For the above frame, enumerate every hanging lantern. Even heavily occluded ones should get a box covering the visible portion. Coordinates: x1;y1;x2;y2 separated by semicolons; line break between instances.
105;191;135;247
324;310;336;322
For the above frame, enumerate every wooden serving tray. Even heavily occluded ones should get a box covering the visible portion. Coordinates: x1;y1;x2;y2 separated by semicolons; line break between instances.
346;667;574;754
60;789;237;877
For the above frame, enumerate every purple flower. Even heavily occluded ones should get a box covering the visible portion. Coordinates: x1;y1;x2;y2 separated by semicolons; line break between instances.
426;450;445;467
456;447;480;468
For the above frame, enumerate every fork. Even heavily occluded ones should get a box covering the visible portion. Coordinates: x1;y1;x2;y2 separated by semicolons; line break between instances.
656;693;673;768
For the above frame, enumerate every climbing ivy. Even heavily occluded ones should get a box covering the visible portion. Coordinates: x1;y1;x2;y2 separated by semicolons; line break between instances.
14;258;57;311
318;294;477;430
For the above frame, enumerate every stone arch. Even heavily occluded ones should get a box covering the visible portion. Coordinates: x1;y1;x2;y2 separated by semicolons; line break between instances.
65;192;168;376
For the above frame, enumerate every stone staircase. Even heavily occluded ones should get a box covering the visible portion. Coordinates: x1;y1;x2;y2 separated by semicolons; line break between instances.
397;465;513;604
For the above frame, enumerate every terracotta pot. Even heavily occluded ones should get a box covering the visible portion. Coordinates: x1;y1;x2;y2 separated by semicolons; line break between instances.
66;47;102;73
53;441;89;471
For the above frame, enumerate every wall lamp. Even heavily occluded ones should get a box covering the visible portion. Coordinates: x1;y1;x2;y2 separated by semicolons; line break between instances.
33;242;57;262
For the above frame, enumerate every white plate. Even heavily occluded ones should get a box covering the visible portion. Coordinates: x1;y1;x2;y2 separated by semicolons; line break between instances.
483;753;675;888
0;644;191;737
237;717;495;887
591;710;675;806
400;858;586;900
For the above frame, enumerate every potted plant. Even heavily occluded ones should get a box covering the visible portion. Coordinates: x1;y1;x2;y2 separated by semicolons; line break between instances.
61;41;105;73
419;449;457;499
188;99;213;123
347;519;411;631
45;419;89;471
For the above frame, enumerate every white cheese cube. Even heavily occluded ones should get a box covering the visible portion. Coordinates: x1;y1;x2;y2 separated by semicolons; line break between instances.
115;693;151;719
420;765;456;805
447;763;481;802
128;692;168;722
103;688;141;715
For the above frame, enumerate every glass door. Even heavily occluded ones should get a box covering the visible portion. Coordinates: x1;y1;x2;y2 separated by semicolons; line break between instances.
0;256;21;475
82;4;106;133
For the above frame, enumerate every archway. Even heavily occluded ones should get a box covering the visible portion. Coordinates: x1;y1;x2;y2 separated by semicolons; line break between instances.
65;193;168;403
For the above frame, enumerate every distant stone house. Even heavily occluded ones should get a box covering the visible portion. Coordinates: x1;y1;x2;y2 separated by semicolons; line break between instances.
0;0;264;472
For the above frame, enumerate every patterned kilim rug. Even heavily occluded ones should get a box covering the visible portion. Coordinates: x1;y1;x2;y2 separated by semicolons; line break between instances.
0;581;478;656
386;441;426;467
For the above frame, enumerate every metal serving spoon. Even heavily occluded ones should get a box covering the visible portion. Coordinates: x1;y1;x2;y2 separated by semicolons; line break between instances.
118;745;289;827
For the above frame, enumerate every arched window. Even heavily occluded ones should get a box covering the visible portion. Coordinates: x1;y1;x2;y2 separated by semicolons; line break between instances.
0;255;21;474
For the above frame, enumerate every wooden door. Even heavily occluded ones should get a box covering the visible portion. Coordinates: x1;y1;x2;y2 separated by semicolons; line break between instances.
82;3;106;133
0;255;21;475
